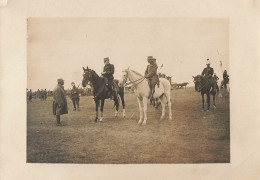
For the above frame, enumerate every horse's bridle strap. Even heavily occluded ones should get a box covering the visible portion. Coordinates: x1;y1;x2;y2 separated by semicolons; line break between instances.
124;77;145;87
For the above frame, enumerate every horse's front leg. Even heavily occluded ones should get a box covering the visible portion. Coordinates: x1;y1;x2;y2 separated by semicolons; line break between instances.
114;95;119;118
207;92;210;111
201;93;205;111
95;99;100;122
166;94;172;120
100;99;105;122
142;97;148;125
213;93;216;108
137;96;143;125
120;93;126;118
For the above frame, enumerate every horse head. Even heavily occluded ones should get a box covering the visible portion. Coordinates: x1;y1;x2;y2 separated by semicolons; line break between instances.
192;75;202;92
82;66;93;87
118;69;129;87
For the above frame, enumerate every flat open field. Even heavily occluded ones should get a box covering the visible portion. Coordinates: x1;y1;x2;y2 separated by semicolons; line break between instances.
27;87;230;164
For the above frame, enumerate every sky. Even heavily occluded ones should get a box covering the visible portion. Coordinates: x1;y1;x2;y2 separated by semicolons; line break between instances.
27;18;229;91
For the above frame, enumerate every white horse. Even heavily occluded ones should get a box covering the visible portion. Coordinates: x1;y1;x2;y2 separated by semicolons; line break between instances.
119;68;172;125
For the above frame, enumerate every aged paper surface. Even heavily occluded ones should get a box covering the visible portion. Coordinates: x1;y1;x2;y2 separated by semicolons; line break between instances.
0;0;260;179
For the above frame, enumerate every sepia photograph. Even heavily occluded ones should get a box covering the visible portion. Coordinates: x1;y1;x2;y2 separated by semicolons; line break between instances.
27;18;230;164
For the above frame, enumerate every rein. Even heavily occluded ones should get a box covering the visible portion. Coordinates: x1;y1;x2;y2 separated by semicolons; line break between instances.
199;76;209;91
124;77;146;87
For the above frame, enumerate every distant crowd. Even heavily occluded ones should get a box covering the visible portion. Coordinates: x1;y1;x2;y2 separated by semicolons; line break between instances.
26;87;92;102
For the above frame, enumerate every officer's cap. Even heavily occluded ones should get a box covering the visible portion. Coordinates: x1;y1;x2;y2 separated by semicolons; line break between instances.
57;78;64;83
104;57;109;62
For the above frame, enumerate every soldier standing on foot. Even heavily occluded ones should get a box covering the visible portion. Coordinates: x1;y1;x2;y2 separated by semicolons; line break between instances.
70;82;80;111
53;78;68;125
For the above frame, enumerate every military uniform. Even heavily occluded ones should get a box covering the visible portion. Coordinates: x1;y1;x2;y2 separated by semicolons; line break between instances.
222;71;229;88
213;74;219;82
103;63;115;86
145;56;159;98
201;60;216;93
70;84;80;110
213;74;219;91
28;90;33;101
102;58;116;99
202;67;214;78
53;84;68;116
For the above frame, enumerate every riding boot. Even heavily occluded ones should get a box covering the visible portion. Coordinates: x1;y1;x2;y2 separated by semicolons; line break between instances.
56;115;60;125
149;89;154;100
108;85;113;99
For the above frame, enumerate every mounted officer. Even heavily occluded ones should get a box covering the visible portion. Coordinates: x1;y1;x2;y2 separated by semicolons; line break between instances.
201;59;216;93
145;56;159;99
101;57;115;99
221;70;229;88
70;82;80;111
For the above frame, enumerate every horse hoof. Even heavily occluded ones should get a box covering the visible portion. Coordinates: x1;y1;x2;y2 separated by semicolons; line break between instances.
142;122;146;125
201;109;205;112
169;116;172;121
99;118;103;122
160;117;164;120
213;106;216;109
207;109;209;112
138;120;142;125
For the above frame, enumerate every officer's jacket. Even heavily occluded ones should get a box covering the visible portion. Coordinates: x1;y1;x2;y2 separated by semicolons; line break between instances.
145;62;159;85
202;67;214;78
71;87;79;98
223;73;229;79
103;64;114;78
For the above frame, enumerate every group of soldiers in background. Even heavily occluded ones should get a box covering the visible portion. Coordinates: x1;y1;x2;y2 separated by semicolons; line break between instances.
26;89;49;101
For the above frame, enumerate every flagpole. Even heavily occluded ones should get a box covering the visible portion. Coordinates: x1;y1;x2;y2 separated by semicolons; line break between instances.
217;50;224;75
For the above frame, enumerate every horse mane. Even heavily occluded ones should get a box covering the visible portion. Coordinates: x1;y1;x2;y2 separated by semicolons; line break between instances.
129;69;144;77
90;69;100;78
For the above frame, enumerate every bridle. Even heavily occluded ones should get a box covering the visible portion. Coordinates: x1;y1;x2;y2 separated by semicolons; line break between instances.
196;76;207;91
122;70;146;87
83;71;93;84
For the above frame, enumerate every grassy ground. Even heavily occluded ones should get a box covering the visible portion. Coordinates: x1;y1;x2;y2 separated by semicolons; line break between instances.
27;87;230;164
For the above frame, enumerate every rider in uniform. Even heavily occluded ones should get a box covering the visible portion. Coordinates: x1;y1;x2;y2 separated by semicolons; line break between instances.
70;82;80;111
222;70;229;88
101;57;115;99
213;73;219;92
145;56;159;99
201;59;216;93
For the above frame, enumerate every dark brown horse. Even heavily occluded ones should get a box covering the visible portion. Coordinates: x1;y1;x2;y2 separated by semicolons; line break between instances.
192;75;216;111
82;67;125;122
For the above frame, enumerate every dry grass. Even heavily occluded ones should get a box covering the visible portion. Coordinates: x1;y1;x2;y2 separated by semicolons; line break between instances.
27;87;230;164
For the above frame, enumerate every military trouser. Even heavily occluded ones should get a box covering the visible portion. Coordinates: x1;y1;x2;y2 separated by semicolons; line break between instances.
148;80;156;99
103;77;115;99
72;97;80;110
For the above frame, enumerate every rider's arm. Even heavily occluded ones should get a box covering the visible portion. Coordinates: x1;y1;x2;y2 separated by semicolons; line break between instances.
146;65;157;78
105;64;114;75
